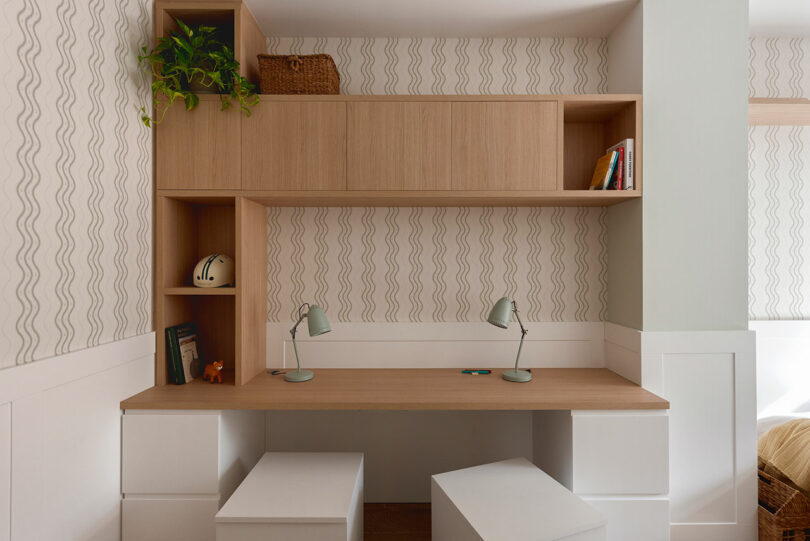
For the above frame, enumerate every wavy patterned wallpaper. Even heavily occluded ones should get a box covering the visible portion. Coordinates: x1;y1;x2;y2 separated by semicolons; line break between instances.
748;38;810;320
749;38;810;99
0;0;152;369
267;37;607;95
264;37;608;323
748;126;810;320
267;207;607;323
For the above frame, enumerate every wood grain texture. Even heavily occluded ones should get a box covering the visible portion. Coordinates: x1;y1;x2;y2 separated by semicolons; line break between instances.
563;123;605;191
237;3;265;85
241;101;347;190
121;368;669;411
749;102;810;126
155;198;235;384
348;102;451;190
236;189;641;207
156;96;241;190
235;197;267;385
451;102;558;190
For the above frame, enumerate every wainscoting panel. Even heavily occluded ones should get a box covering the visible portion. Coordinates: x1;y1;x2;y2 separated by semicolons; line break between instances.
266;322;605;369
641;330;756;541
0;402;9;541
1;333;155;541
604;322;641;384
750;320;810;419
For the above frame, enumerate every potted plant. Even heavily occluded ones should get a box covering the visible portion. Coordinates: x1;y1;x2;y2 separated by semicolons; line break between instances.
138;18;258;127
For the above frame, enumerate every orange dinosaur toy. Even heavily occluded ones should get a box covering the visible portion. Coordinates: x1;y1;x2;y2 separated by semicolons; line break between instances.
202;361;223;383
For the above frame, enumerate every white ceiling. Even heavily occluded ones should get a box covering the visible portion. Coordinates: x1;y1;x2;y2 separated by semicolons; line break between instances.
243;0;639;38
750;0;810;37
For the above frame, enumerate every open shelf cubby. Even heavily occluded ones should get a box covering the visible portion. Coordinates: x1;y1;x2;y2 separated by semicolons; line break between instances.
156;195;266;386
562;98;641;192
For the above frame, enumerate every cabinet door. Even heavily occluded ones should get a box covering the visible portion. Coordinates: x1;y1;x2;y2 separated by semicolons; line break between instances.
156;98;241;190
348;102;451;190
242;101;347;191
452;102;558;190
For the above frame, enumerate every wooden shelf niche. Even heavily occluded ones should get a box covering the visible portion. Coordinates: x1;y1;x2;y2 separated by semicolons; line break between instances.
155;195;266;386
562;96;641;191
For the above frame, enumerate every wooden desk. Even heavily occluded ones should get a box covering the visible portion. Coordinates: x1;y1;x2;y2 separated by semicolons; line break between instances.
121;368;669;411
120;368;670;541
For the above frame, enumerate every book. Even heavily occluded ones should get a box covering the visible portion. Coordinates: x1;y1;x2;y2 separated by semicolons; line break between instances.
609;146;624;190
165;322;202;385
606;138;634;190
589;151;618;190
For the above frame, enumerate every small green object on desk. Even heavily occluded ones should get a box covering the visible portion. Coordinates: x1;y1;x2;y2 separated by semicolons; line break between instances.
487;297;532;383
286;303;331;383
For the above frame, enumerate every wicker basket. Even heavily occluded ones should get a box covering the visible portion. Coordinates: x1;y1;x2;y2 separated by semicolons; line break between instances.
759;469;810;540
257;54;340;95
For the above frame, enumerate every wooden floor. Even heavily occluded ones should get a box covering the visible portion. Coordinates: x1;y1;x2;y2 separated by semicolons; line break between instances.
365;503;431;541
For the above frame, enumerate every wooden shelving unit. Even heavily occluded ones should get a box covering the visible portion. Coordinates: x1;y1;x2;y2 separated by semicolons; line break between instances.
151;1;643;387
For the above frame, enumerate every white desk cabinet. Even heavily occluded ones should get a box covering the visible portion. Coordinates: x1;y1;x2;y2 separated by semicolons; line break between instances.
121;410;265;541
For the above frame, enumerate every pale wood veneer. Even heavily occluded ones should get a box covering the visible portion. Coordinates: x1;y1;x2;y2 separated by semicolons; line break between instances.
242;101;347;190
749;98;810;126
121;368;669;411
156;97;241;190
348;102;452;190
235;197;267;385
451;101;558;190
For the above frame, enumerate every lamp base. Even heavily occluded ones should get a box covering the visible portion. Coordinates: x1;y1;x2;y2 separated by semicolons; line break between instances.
502;369;532;383
284;369;314;382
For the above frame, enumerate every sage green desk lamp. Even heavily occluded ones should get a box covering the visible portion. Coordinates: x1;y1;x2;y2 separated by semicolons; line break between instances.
286;303;331;382
487;297;531;382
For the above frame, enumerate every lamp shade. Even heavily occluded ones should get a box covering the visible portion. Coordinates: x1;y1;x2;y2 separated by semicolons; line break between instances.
306;305;331;337
487;297;513;329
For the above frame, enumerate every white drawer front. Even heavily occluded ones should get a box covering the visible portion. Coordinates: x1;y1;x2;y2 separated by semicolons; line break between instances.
581;498;669;541
572;412;668;495
122;413;220;494
123;496;219;541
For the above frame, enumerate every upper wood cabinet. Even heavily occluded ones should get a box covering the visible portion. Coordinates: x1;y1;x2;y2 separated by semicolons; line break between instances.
242;101;347;190
347;102;451;190
156;97;241;190
451;101;558;191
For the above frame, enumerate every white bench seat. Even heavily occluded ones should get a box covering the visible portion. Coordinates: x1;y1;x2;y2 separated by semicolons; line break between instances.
216;452;363;541
432;458;606;541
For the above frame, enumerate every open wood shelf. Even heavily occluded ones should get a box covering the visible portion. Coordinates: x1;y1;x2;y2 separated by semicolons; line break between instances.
157;189;640;207
163;287;236;296
749;98;810;126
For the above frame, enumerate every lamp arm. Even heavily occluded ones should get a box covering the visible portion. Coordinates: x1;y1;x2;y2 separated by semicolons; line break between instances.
512;302;528;373
289;304;310;373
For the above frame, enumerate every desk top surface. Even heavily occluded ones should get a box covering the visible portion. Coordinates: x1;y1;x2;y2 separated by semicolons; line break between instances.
120;368;669;411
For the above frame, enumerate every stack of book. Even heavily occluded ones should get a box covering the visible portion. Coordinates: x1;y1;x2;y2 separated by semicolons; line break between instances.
165;322;202;385
588;138;634;190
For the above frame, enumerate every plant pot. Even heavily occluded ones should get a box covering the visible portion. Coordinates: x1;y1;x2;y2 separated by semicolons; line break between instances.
187;73;218;94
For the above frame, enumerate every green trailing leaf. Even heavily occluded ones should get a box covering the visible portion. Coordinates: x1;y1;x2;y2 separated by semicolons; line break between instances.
137;16;258;127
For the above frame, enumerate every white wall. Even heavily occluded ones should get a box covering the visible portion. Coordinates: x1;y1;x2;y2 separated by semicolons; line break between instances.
642;0;750;332
0;334;154;541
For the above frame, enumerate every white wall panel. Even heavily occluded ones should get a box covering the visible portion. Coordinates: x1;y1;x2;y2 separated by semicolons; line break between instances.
750;320;810;418
267;322;605;370
663;353;735;523
0;403;8;541
642;330;757;541
1;333;155;541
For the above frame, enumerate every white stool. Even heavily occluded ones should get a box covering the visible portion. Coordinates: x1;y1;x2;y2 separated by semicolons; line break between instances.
216;452;363;541
432;458;606;541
